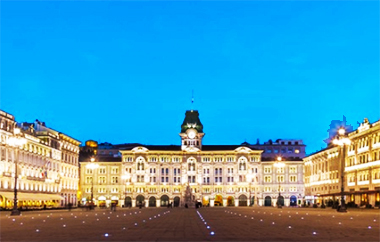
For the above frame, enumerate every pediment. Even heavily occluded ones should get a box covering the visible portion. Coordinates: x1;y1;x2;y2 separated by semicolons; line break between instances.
234;146;252;153
131;146;149;153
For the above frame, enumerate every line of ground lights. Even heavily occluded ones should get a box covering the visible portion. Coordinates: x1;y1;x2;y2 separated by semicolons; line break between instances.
223;209;375;235
7;209;172;238
197;210;215;236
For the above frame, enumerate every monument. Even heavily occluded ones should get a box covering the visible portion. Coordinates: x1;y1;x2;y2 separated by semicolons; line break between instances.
183;183;195;208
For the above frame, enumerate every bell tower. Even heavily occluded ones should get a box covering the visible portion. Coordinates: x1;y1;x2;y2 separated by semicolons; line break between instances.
179;110;205;151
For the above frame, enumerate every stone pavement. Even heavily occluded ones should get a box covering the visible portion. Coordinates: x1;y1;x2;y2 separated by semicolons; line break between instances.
0;206;379;241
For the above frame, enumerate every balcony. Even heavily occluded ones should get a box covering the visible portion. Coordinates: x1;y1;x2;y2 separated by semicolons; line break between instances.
357;180;369;186
3;172;12;177
27;176;45;182
373;142;380;149
347;150;355;157
357;146;369;154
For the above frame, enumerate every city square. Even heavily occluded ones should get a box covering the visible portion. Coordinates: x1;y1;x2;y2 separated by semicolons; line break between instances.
1;1;379;241
1;207;379;241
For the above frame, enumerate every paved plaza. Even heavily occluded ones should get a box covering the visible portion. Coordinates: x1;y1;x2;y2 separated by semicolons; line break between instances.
0;207;379;241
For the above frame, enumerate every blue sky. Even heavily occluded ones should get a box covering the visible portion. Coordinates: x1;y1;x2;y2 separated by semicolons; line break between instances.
1;1;379;155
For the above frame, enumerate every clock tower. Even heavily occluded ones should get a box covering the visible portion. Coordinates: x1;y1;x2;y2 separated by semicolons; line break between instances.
179;110;205;151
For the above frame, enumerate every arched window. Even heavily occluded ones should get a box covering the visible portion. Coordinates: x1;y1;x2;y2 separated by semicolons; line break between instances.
187;158;196;171
238;157;247;171
136;157;145;171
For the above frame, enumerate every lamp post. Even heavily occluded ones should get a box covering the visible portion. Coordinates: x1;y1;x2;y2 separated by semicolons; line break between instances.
7;128;27;216
333;128;351;213
86;157;99;209
274;156;285;208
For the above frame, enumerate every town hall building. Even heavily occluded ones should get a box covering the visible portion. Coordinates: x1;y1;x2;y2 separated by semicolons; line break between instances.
79;110;305;208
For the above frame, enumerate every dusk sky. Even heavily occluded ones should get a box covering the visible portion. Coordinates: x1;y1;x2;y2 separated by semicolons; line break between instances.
1;1;379;155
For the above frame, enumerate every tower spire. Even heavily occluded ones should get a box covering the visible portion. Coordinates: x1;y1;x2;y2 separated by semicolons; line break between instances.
191;90;194;111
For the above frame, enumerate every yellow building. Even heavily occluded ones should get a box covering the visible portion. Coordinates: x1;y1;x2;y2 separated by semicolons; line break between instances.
80;110;305;207
0;110;81;209
304;118;380;208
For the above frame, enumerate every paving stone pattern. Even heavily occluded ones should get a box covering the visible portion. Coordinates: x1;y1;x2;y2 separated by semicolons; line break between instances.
0;207;379;241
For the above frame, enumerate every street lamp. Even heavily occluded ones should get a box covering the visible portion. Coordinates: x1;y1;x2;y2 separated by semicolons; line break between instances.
274;156;285;208
7;128;27;216
86;157;99;209
333;127;351;213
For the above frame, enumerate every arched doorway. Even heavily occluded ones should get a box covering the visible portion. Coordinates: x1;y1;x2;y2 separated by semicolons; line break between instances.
250;196;255;206
290;195;297;206
149;197;156;207
174;197;180;207
264;196;272;206
227;196;234;206
111;196;119;207
136;195;145;207
238;195;247;206
98;196;106;207
215;194;223;206
278;195;284;206
161;195;169;207
125;196;132;207
202;196;209;206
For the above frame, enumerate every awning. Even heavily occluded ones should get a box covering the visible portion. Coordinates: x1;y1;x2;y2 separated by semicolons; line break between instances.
0;192;64;201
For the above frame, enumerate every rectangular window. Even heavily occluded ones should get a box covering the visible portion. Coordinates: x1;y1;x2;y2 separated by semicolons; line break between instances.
99;176;106;183
86;177;93;183
99;168;106;174
112;177;119;183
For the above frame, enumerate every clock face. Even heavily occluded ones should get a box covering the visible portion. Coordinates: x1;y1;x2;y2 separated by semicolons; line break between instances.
188;129;196;139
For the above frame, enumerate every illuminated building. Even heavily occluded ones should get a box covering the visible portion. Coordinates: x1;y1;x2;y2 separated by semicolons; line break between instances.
304;118;380;208
0;110;81;209
79;110;305;207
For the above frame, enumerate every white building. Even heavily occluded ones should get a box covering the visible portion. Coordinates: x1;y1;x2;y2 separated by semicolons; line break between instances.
80;110;305;207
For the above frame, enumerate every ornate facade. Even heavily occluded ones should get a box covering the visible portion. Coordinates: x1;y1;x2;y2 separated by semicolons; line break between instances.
304;118;380;208
80;110;305;207
0;110;81;209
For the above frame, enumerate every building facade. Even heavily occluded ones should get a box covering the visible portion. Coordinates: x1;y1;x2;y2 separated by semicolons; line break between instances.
303;118;380;208
80;110;305;208
0;110;81;209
